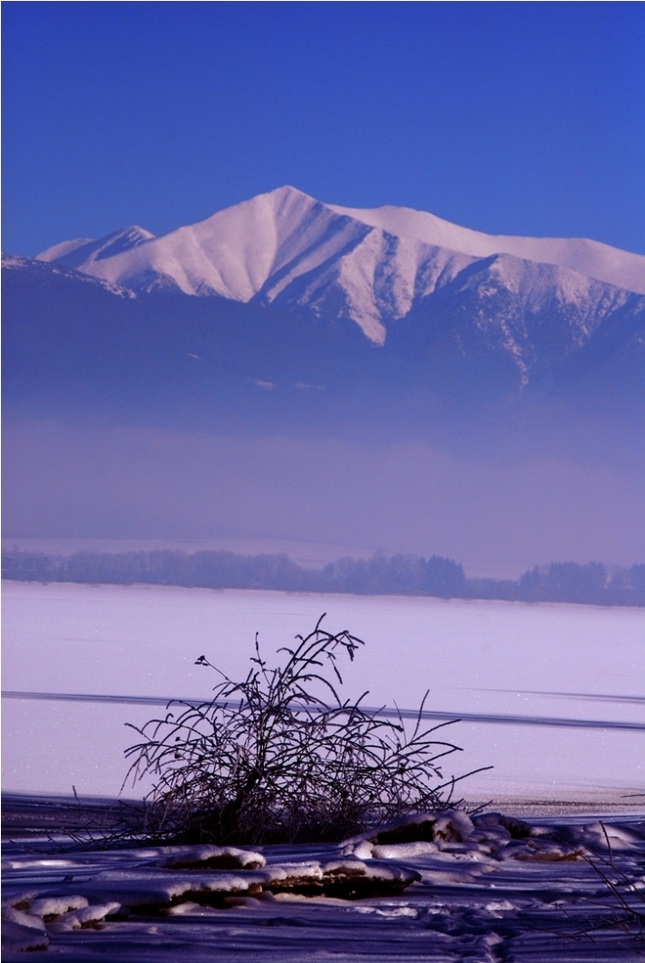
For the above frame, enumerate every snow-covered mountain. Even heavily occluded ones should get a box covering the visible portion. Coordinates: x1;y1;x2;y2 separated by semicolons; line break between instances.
6;189;644;574
38;225;155;271
5;187;642;427
36;186;645;346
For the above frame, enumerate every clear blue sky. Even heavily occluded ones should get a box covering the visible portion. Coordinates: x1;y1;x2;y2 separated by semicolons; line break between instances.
3;1;644;256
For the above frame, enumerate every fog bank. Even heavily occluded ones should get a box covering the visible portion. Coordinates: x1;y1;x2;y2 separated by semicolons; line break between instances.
4;420;643;576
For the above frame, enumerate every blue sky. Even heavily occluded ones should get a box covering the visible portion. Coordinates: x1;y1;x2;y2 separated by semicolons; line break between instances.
3;2;644;256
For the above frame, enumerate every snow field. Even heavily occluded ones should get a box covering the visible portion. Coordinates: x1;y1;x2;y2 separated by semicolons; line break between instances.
3;809;645;960
2;581;643;801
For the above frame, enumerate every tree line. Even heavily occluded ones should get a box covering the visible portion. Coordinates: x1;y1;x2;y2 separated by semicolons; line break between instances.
2;548;643;607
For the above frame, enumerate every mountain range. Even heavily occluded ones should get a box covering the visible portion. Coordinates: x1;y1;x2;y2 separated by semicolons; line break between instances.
4;187;644;567
3;185;640;414
35;185;645;348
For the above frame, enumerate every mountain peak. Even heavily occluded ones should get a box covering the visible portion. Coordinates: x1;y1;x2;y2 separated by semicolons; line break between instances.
37;225;155;270
269;184;315;200
30;189;645;339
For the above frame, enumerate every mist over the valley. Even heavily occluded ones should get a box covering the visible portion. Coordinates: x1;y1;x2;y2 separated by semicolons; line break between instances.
4;418;643;578
3;188;644;577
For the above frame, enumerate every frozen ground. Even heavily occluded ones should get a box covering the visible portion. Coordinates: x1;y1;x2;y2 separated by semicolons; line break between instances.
2;581;644;959
3;805;645;960
2;581;644;802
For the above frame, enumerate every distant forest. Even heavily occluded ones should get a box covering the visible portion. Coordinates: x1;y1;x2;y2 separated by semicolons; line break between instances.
2;548;644;607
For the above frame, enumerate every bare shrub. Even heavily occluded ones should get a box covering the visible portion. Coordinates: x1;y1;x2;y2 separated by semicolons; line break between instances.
582;824;645;944
124;616;473;844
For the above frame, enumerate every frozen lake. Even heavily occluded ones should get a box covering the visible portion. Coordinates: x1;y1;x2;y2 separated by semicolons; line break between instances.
2;581;644;803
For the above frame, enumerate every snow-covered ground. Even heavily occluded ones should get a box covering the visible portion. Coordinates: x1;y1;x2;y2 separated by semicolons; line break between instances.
2;581;643;803
3;582;644;959
3;807;645;960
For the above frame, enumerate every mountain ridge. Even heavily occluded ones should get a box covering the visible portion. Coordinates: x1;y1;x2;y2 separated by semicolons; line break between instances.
4;205;644;569
4;246;644;421
3;186;642;432
34;187;645;347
